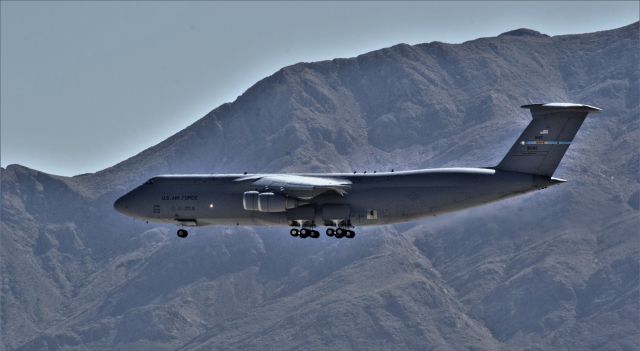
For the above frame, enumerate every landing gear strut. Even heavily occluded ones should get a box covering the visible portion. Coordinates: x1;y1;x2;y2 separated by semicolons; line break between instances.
177;228;188;238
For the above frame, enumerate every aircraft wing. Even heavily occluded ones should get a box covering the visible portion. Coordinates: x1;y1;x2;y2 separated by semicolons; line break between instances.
234;174;352;198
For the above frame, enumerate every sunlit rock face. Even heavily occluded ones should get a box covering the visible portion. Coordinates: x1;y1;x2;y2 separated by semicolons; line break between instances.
1;22;638;351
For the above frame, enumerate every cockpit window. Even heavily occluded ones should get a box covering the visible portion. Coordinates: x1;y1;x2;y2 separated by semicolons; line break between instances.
144;180;154;185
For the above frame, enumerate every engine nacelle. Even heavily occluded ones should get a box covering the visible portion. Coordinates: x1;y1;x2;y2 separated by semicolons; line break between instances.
242;191;260;211
243;191;299;212
258;192;298;212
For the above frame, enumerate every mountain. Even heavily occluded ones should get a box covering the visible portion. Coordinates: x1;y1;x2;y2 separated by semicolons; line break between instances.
1;22;638;351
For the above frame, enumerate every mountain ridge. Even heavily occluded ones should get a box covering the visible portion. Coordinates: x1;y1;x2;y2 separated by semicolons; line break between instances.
4;22;636;179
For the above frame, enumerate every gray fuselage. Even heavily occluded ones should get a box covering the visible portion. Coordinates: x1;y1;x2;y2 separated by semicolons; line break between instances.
114;168;561;228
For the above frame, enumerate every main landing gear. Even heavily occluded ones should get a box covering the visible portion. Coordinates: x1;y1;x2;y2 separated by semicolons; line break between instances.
289;227;355;239
326;227;355;239
177;228;188;238
290;228;320;239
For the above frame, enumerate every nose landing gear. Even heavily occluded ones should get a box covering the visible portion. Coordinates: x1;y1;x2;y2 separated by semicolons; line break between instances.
177;229;189;238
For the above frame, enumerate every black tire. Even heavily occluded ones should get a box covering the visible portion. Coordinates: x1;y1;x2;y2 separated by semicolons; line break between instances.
311;230;320;238
336;228;344;237
346;230;355;239
177;229;188;238
299;228;309;238
290;228;299;237
326;228;335;237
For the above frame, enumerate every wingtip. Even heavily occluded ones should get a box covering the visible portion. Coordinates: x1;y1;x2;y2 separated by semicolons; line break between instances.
550;177;567;183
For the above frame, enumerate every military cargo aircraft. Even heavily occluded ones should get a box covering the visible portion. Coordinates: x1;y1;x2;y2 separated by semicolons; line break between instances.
114;103;600;239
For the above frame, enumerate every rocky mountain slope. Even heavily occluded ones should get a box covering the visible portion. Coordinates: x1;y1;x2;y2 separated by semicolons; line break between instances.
1;22;638;350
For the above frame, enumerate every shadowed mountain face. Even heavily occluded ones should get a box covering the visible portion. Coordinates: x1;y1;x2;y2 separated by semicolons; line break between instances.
1;22;638;351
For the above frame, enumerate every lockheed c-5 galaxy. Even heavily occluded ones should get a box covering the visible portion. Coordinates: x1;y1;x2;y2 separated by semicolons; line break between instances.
114;103;600;239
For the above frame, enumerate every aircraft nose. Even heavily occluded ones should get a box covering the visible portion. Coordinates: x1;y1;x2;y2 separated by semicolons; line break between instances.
113;194;131;215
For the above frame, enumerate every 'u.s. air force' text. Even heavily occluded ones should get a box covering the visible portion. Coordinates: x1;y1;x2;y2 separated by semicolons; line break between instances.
161;195;198;201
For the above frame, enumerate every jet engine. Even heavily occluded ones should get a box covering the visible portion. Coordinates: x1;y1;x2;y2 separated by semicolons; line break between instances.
243;191;260;211
243;191;299;212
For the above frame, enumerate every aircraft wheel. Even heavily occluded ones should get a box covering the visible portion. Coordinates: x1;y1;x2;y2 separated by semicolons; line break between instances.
290;228;299;237
335;228;345;237
299;228;310;238
345;230;355;239
310;230;320;238
326;228;335;237
177;229;188;238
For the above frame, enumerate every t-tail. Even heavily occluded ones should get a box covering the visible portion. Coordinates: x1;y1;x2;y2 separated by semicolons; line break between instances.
496;103;601;177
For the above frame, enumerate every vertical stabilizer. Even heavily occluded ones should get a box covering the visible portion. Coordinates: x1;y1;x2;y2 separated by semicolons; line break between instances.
496;103;601;176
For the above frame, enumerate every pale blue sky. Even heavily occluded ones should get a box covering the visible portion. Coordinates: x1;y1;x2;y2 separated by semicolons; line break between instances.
1;1;638;176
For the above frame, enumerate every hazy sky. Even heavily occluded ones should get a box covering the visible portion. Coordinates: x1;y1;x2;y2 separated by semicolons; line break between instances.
1;1;638;176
